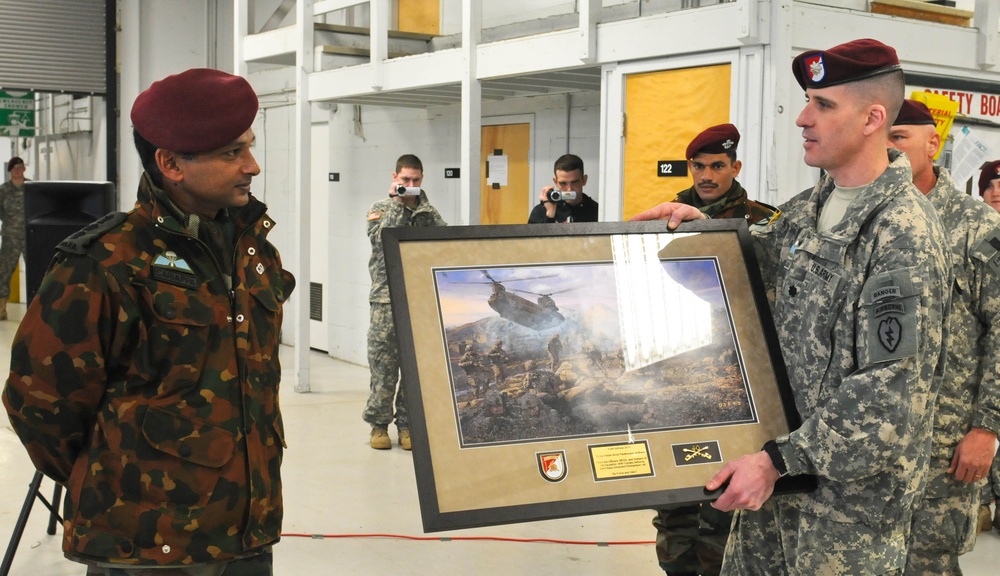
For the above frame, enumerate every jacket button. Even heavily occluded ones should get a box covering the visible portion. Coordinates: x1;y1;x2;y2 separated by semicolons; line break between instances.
179;445;192;457
162;544;171;554
164;309;176;320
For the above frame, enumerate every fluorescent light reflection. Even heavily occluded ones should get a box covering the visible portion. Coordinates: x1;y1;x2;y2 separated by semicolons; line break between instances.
611;233;713;372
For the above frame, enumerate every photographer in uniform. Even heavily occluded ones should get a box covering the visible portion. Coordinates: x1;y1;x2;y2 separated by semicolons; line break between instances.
527;153;598;223
364;154;447;450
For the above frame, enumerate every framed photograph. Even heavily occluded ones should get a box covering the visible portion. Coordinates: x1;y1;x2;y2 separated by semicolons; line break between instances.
383;219;813;532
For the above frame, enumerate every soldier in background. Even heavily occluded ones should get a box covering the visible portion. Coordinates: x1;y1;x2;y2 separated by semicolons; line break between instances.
364;154;447;450
547;333;563;370
977;158;1000;534
0;156;27;320
653;123;779;576
487;340;509;383
459;344;491;399
3;68;295;573
889;99;1000;575
673;124;778;224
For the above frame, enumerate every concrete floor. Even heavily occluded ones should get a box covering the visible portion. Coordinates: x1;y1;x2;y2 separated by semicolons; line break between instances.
1;301;999;575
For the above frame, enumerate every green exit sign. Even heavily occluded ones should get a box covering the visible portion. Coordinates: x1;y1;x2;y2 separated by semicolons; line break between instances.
0;91;35;136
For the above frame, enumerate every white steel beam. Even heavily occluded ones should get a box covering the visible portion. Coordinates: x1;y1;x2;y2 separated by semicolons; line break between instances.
976;0;998;70
294;0;315;393
461;0;482;225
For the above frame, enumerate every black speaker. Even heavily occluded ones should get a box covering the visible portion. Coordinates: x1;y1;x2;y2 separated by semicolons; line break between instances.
23;181;117;303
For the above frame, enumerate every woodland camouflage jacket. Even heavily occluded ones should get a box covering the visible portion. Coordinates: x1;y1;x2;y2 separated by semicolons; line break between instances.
752;150;952;536
2;174;295;566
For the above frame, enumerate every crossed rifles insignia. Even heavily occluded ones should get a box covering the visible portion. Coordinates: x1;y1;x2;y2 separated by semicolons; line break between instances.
683;444;713;462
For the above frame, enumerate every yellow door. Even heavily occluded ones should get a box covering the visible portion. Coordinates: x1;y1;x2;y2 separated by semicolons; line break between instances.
480;123;531;224
622;64;731;220
397;0;440;34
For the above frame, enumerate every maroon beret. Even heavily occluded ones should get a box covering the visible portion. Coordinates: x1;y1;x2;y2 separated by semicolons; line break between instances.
6;156;23;171
793;38;901;90
893;100;935;126
686;123;740;160
979;160;1000;196
131;68;258;153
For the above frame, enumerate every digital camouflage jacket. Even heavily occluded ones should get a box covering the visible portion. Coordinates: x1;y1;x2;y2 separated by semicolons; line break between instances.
2;174;295;566
923;167;1000;498
0;177;26;240
367;191;446;303
751;150;951;560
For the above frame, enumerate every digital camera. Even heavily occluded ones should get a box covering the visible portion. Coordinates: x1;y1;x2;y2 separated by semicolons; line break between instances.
395;184;421;196
549;190;577;202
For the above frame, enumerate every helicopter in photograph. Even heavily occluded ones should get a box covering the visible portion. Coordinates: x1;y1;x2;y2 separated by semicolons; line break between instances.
470;270;577;331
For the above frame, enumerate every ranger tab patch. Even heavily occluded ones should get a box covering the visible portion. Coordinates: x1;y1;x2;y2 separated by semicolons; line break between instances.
863;269;918;364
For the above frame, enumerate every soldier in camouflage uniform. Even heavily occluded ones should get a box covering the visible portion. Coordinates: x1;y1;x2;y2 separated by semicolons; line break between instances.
634;39;953;575
364;154;446;450
458;345;491;398
888;99;1000;575
655;124;775;576
673;124;779;226
977;160;1000;534
2;69;295;575
0;156;27;319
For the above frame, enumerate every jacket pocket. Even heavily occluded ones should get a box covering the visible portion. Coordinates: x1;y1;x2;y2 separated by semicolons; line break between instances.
140;406;235;518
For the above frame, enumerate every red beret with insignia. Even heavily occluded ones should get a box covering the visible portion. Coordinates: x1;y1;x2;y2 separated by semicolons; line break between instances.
792;38;901;90
979;160;1000;196
686;123;740;160
893;100;936;126
131;68;258;153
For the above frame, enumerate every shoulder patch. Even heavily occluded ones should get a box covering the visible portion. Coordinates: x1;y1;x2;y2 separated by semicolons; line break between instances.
972;227;1000;279
57;212;129;255
368;211;383;222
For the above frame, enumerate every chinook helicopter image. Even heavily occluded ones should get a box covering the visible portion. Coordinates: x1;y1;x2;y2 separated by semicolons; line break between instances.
472;270;574;331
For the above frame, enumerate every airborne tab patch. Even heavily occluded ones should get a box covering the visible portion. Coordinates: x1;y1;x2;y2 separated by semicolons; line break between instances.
152;251;199;289
862;269;918;364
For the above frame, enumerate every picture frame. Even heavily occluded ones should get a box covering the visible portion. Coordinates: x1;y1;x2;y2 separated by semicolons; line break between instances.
383;219;813;532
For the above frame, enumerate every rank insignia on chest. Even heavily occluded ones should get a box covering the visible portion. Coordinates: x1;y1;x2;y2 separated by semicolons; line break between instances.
152;251;199;289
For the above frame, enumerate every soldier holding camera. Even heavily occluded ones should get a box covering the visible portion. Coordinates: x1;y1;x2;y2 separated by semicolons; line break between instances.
527;153;599;223
364;154;447;450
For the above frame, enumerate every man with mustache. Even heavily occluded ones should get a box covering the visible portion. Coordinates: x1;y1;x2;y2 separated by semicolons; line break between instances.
672;123;777;225
3;68;295;574
651;123;775;576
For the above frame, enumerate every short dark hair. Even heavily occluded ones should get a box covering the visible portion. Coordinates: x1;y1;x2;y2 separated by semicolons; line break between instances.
6;157;24;172
848;69;905;133
133;129;164;188
133;129;197;188
396;154;423;173
553;154;584;175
